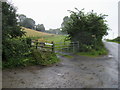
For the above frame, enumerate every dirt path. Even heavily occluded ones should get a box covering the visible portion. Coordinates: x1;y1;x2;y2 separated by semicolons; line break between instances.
3;42;118;88
3;54;118;88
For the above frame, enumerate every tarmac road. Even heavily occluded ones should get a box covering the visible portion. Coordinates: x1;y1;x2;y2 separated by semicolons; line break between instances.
2;42;119;88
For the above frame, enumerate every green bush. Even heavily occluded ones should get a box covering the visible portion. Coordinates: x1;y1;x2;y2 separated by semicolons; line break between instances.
31;49;59;65
3;55;34;68
20;37;32;47
2;38;29;61
26;37;32;47
79;44;93;52
62;8;109;52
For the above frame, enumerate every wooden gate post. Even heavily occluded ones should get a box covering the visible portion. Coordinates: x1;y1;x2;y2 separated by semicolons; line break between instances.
51;41;54;52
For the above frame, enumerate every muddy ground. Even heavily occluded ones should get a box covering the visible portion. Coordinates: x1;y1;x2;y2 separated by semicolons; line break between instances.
2;42;118;88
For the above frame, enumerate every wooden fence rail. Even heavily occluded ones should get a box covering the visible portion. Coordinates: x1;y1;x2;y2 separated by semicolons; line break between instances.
31;40;55;52
31;40;80;53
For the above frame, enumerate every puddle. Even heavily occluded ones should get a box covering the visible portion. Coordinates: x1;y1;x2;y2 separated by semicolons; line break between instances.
108;54;113;58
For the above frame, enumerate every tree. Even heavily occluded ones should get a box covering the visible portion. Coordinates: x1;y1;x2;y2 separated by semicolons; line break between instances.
47;28;64;35
36;24;45;32
2;2;28;61
19;18;35;29
62;8;109;51
2;2;25;39
61;16;69;28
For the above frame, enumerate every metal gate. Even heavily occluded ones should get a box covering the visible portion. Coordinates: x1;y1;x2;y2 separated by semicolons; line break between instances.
55;41;80;53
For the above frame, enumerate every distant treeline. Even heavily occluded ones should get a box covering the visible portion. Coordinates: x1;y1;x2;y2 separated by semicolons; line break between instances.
18;14;66;35
18;14;45;32
45;28;66;35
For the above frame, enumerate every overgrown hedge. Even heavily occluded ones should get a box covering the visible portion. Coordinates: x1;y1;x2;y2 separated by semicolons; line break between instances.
2;38;31;61
62;8;109;52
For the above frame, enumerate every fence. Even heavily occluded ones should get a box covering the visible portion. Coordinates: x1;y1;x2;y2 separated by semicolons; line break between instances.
31;40;80;53
31;40;54;52
55;41;80;53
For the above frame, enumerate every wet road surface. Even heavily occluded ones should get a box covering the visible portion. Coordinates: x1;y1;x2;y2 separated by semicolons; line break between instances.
3;42;119;88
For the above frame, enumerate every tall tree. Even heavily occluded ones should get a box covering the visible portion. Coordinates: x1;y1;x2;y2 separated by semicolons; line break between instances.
2;1;27;61
2;1;25;39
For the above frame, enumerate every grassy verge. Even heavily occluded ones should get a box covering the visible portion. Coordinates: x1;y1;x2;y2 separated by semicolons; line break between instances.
77;44;108;57
106;39;120;44
77;49;108;57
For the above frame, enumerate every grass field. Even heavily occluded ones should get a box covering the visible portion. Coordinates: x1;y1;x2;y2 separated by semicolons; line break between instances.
23;27;67;43
22;27;53;37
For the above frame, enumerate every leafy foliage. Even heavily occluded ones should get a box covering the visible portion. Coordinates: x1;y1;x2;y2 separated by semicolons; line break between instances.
2;2;25;39
2;2;28;61
3;52;33;68
62;8;109;51
2;38;31;61
31;49;60;65
2;2;59;68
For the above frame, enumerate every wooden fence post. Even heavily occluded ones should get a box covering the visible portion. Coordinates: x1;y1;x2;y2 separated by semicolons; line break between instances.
51;41;54;52
36;40;38;49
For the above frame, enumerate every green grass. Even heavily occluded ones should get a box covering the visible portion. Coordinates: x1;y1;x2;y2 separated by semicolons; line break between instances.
106;39;120;44
77;48;108;57
23;27;68;43
45;35;67;43
30;35;69;43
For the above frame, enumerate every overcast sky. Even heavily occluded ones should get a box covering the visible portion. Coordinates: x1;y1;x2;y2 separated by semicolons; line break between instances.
8;0;119;39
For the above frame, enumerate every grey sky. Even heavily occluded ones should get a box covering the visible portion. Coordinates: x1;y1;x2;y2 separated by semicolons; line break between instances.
9;0;119;39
